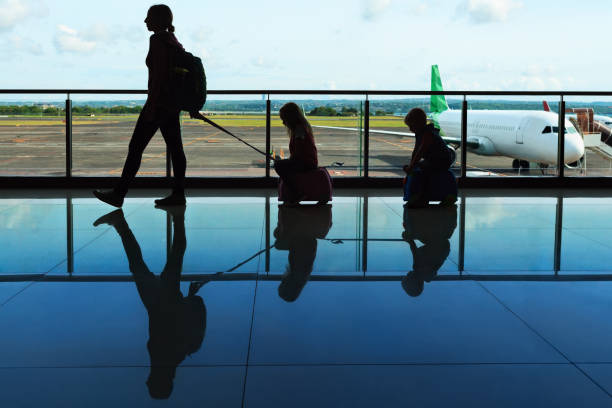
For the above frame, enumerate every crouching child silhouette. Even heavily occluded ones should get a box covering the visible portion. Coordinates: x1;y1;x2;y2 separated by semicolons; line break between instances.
274;102;319;205
403;108;456;208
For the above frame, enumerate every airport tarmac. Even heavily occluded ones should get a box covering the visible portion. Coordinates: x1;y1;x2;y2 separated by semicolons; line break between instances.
1;116;611;177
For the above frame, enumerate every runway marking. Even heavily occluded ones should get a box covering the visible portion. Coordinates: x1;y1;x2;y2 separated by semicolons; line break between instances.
107;130;223;175
370;136;414;152
0;158;21;165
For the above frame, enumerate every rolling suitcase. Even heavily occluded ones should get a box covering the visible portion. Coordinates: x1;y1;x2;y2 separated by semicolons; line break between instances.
404;169;457;204
278;167;333;204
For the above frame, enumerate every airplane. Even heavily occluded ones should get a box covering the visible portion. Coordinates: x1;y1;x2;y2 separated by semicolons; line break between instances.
543;101;612;147
314;65;585;171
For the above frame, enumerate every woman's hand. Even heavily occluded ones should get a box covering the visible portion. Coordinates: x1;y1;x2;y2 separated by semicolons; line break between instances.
403;164;413;174
189;110;205;120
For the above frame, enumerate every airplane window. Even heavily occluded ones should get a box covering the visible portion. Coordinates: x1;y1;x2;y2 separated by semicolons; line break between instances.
546;126;575;134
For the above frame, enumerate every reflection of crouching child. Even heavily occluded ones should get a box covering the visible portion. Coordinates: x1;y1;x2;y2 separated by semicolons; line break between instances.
403;108;455;208
274;102;319;205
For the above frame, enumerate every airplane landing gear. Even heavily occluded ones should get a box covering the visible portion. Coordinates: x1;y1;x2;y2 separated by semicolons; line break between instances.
512;159;530;171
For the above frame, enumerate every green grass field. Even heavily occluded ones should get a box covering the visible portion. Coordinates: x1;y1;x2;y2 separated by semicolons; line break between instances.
0;114;406;128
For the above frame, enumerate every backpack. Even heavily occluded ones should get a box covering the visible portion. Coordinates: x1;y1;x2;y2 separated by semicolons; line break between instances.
171;49;207;112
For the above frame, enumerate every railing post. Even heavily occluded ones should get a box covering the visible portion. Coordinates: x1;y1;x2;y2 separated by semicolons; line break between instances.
266;95;271;178
66;192;73;275
65;94;72;177
554;196;563;273
557;96;565;178
362;193;368;273
364;96;370;178
459;194;465;274
265;194;270;274
461;96;467;179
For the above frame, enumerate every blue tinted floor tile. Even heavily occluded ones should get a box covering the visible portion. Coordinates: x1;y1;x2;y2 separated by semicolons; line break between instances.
0;281;255;367
0;366;244;408
481;282;612;363
0;282;32;305
578;364;612;396
244;364;611;408
249;281;565;364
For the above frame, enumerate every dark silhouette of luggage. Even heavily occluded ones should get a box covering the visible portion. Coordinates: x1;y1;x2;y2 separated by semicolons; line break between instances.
171;49;206;112
278;167;333;204
404;168;457;204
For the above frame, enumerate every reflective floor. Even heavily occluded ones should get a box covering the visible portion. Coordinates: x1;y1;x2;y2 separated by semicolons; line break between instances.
0;189;611;407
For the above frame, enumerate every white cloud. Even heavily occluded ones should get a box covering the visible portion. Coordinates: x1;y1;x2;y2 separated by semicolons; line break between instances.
363;0;391;21
325;80;337;90
191;27;212;43
10;34;42;55
250;55;277;69
82;23;110;42
0;0;47;31
457;0;522;24
410;2;428;15
54;24;96;54
57;24;76;36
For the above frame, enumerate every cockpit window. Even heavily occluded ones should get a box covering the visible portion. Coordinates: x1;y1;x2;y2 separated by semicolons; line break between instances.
542;125;576;134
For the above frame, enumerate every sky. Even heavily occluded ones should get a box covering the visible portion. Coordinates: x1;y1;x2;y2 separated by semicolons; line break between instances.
1;0;611;93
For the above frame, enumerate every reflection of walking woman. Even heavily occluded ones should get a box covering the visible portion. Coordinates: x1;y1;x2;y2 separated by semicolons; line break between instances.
93;206;207;400
94;5;199;207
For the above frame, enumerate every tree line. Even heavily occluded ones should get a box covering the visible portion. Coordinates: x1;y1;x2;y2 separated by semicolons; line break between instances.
0;105;143;116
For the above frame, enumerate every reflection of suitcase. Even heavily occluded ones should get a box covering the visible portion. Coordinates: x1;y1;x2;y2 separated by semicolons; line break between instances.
403;205;457;242
274;204;333;249
404;169;457;203
279;167;333;203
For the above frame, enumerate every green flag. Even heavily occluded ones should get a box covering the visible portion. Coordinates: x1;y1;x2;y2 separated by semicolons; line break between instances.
430;65;449;114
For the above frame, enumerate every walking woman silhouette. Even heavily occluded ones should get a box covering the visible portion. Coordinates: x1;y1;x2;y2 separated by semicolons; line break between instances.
94;4;200;207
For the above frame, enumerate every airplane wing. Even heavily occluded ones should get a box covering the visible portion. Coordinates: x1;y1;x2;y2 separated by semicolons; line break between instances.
313;125;479;149
313;125;415;137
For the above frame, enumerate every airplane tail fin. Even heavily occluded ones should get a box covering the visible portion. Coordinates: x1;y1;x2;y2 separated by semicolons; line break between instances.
430;65;449;114
543;101;551;112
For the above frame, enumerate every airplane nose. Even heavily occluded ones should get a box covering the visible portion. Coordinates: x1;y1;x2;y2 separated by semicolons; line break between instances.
564;133;585;163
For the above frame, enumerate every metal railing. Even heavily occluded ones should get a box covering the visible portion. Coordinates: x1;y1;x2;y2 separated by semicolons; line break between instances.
3;89;612;187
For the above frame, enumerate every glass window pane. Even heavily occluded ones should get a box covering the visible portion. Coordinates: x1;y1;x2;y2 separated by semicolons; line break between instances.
271;95;364;177
0;94;66;176
464;95;559;177
563;95;612;177
187;95;266;177
71;94;159;177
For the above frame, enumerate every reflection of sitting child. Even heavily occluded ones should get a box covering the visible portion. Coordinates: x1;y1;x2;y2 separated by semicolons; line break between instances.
401;236;450;297
274;102;319;204
401;205;456;297
403;108;455;207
